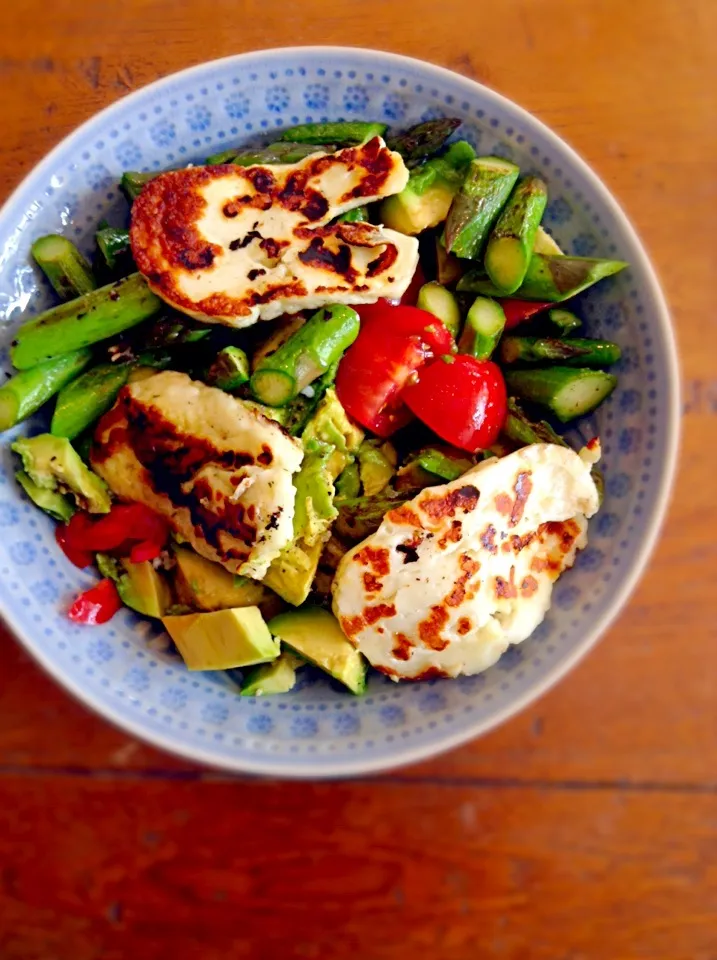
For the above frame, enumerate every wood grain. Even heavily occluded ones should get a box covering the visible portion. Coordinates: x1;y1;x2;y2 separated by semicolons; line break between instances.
2;776;717;960
1;0;717;957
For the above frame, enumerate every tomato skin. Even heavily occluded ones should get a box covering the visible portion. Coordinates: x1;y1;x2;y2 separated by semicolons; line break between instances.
402;355;508;453
68;578;122;625
56;502;170;566
336;303;454;437
499;299;552;329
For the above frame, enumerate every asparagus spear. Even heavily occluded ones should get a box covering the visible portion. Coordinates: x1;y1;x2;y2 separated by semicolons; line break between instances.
416;447;473;481
250;305;360;407
505;367;618;422
416;282;461;337
50;363;131;440
548;308;582;335
503;398;568;448
96;226;131;270
435;238;464;286
500;336;622;367
11;273;163;370
31;235;97;301
386;118;462;167
484;176;548;294
335;495;407;542
204;346;250;391
142;315;213;348
277;121;386;145
0;349;92;432
233;141;335;166
336;205;369;224
206;147;241;165
458;297;506;360
457;254;629;302
120;171;157;202
16;470;75;522
444;156;520;259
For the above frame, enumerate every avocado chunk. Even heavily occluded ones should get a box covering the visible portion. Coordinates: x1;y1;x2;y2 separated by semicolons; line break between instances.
301;387;364;458
16;470;75;522
263;536;324;607
97;554;171;618
12;434;111;513
358;439;397;496
162;606;279;671
241;651;304;697
269;606;367;694
381;140;476;235
172;545;281;617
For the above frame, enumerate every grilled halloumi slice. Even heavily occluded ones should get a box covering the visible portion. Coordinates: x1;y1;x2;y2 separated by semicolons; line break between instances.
90;371;303;579
332;443;600;681
131;138;419;328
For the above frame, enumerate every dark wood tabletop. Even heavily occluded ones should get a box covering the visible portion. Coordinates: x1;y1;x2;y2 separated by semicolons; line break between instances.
2;2;717;957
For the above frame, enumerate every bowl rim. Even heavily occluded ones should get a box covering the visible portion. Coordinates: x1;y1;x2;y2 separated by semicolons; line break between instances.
0;46;680;779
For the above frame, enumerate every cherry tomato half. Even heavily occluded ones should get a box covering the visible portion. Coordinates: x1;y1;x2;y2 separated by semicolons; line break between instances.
336;302;454;437
499;299;552;329
402;354;508;453
68;578;122;625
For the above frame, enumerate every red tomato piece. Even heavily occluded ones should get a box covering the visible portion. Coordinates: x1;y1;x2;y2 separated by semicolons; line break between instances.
336;302;454;437
402;354;508;453
55;514;94;569
499;299;552;329
129;540;163;564
68;578;122;625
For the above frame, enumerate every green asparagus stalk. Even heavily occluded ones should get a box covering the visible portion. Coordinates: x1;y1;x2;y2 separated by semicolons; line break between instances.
416;282;461;337
50;363;132;440
96;226;131;270
335;461;361;500
31;235;97;301
120;171;157;202
16;470;75;522
443;156;520;259
233;141;335;166
458;297;506;360
250;305;360;407
204;346;250;391
386;118;462;167
11;273;163;370
335;495;407;542
505;367;618;422
206;147;242;165
416;447;474;481
548;308;582;335
277;121;386;145
336;205;369;224
457;253;629;302
142;315;213;349
435;238;464;286
503;398;568;448
500;336;622;367
0;349;92;432
484;176;548;294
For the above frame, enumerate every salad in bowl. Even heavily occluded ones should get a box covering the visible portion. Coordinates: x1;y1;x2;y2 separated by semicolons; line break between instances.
2;115;627;699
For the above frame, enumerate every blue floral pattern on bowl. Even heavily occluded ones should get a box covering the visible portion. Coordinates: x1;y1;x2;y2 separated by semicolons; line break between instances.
0;48;678;777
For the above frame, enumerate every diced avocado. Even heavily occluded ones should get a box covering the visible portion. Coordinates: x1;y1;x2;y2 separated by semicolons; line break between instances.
292;450;337;546
358;439;396;496
16;470;75;522
269;606;367;695
335;461;361;500
380;140;476;235
417;447;474;481
163;606;280;671
12;434;111;513
240;651;304;697
263;536;324;607
301;387;363;457
97;553;171;618
172;545;281;617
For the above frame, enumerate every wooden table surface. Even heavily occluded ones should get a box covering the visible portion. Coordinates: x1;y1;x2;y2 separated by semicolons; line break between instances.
2;2;716;957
